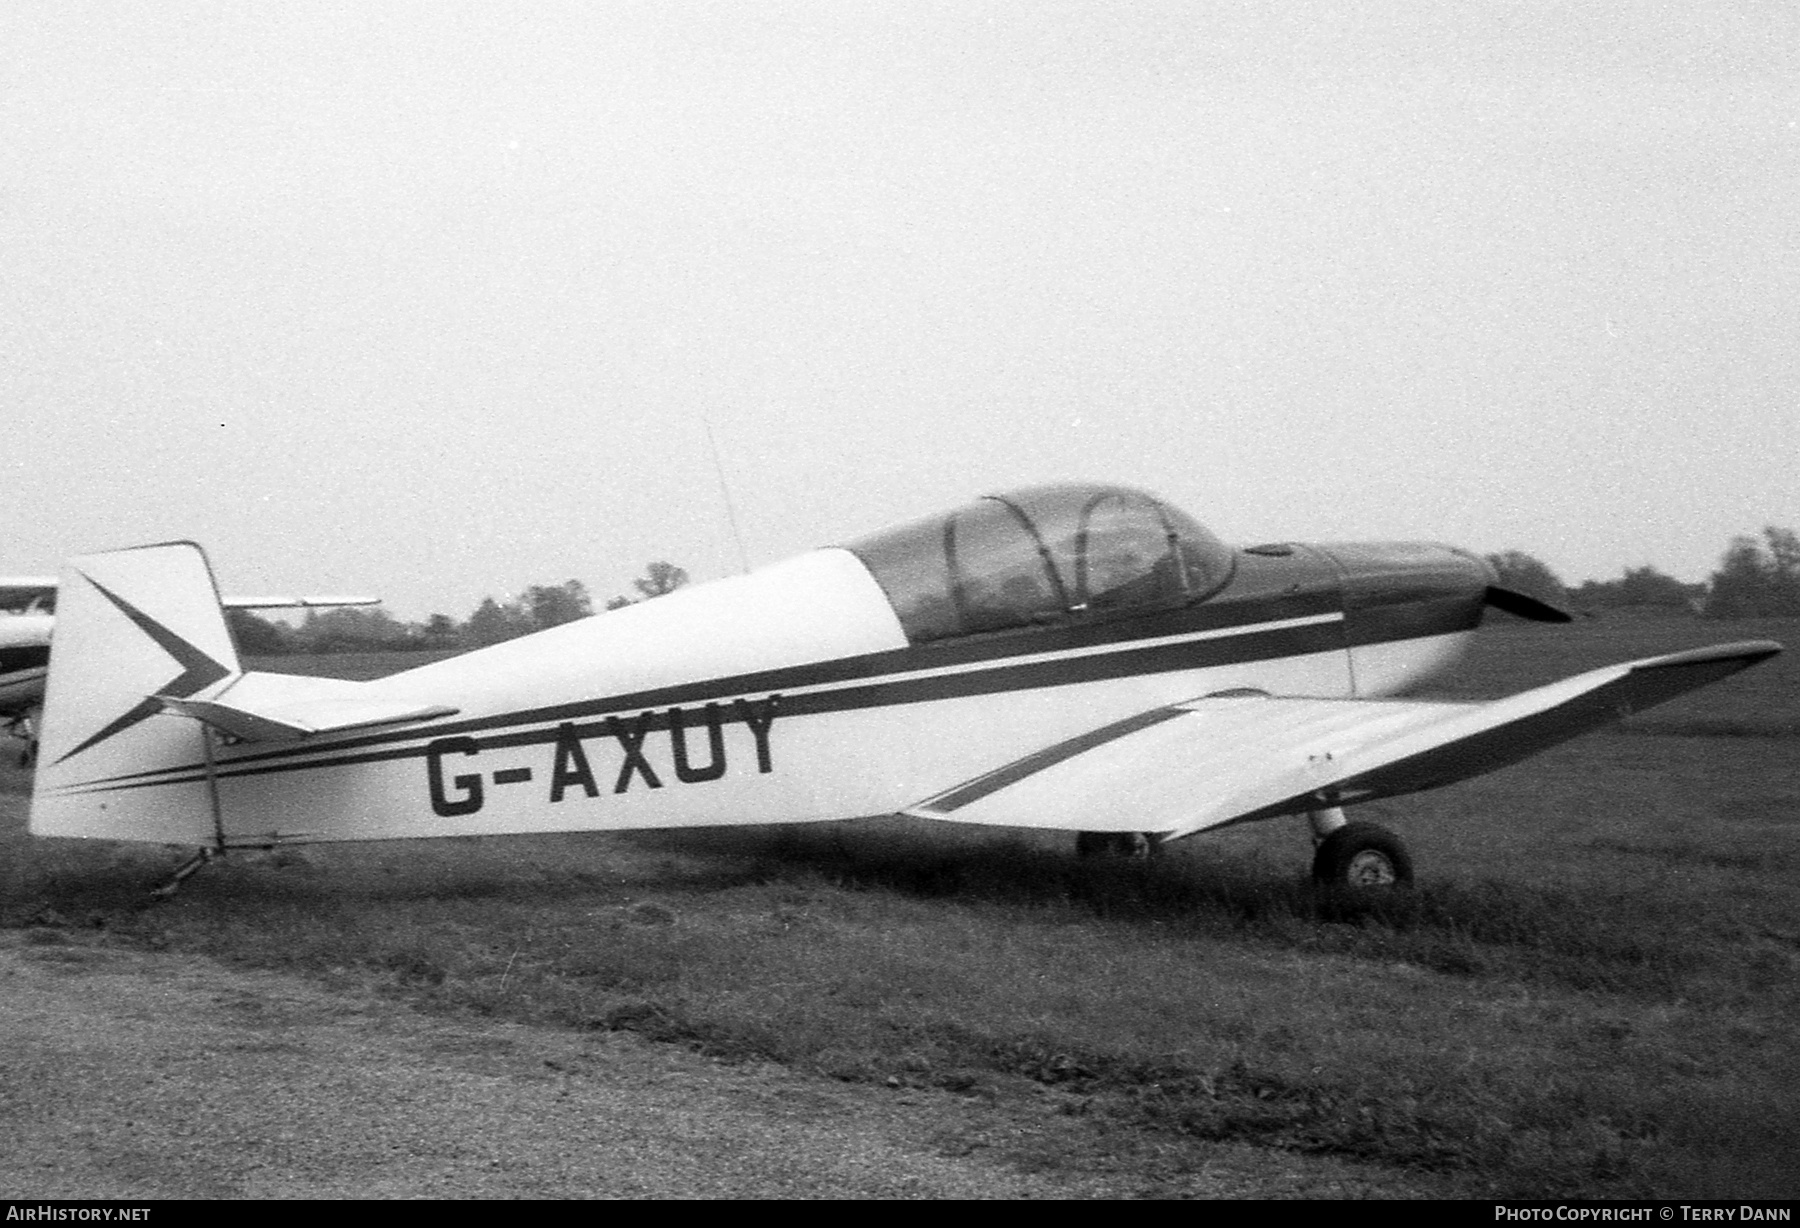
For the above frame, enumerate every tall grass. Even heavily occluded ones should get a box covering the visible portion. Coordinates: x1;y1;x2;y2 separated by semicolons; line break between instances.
12;807;1794;1198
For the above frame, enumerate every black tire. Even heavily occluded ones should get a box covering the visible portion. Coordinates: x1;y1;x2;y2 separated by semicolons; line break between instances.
1311;821;1413;892
1076;831;1159;858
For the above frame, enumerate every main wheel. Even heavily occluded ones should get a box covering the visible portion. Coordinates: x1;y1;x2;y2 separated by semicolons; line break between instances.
1076;831;1160;858
1311;821;1413;892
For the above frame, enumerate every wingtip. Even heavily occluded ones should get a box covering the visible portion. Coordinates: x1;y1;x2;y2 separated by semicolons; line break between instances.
1633;640;1784;671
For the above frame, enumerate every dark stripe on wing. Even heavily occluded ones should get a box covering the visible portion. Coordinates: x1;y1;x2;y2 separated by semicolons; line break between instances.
912;705;1189;814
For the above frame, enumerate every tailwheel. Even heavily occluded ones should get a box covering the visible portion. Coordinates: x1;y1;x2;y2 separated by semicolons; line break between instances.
1311;821;1413;893
1076;831;1162;858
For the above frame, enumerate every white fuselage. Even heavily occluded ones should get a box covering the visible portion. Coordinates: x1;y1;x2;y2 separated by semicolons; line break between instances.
187;549;1463;846
32;544;1475;848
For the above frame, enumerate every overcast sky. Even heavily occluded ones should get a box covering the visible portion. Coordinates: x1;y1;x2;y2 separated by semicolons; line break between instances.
4;2;1795;619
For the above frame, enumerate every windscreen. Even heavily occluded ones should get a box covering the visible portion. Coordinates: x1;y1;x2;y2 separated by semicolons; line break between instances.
845;484;1234;643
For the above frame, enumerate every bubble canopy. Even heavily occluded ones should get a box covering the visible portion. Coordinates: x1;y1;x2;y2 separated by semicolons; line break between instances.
842;483;1237;644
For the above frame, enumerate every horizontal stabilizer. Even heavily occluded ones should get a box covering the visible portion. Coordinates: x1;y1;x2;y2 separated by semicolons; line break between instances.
156;670;456;741
906;640;1783;840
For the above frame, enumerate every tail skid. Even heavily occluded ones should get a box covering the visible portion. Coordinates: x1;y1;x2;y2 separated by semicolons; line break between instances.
150;846;223;898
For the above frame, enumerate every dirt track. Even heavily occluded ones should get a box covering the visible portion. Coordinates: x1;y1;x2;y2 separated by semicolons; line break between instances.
0;761;1434;1200
0;926;1434;1200
1;932;1136;1199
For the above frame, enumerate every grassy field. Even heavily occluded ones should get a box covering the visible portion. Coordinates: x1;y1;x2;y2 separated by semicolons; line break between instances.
3;615;1795;1197
1421;614;1800;734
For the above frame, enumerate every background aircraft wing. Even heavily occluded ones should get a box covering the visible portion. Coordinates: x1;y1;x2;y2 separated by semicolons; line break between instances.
0;578;60;615
1;579;377;615
903;641;1782;840
221;595;380;609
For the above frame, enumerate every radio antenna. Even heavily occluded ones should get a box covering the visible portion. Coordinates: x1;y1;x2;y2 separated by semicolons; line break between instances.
702;415;752;575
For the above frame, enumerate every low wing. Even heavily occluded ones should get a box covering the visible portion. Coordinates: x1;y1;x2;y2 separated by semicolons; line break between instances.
905;641;1782;840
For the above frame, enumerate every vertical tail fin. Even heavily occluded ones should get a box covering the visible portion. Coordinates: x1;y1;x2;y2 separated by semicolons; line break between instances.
30;542;239;844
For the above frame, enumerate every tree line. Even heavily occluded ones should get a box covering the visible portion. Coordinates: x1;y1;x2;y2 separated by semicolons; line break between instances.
1486;525;1800;619
229;562;690;656
233;525;1800;656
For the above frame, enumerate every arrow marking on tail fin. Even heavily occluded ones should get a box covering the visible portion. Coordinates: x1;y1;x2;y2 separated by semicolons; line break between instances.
54;572;231;763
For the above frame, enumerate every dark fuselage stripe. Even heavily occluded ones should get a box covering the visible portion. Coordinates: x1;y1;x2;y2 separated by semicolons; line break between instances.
239;591;1347;764
56;589;1488;799
1345;595;1483;648
55;611;1354;796
58;594;1341;788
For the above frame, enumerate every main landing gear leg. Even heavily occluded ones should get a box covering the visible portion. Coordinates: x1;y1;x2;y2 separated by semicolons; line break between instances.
151;847;222;899
1307;806;1348;844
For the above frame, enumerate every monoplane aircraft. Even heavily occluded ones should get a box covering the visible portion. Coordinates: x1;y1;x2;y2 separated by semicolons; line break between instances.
2;577;375;764
27;484;1781;894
